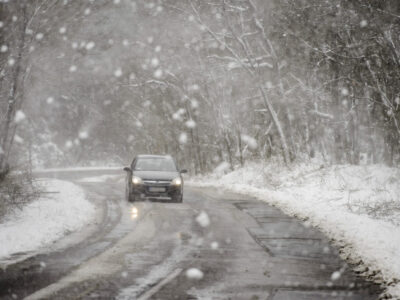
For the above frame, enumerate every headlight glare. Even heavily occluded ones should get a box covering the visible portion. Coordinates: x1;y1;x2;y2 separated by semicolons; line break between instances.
132;176;142;185
172;177;182;186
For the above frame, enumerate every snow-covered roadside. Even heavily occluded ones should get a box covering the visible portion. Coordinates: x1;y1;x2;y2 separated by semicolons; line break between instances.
0;179;95;262
188;162;400;298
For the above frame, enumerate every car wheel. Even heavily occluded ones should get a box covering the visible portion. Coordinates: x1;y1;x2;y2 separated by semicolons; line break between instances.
173;194;183;203
125;181;134;202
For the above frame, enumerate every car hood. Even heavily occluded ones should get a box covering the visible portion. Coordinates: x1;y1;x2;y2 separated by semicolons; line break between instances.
132;171;179;181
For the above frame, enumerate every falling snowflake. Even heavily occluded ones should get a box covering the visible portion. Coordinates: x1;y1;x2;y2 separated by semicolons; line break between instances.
114;68;123;77
59;27;66;34
341;88;349;96
0;45;7;52
84;8;91;15
331;271;341;281
79;131;89;139
185;119;196;129
14;135;24;144
241;134;258;150
179;132;187;144
360;20;368;28
191;99;199;109
155;45;162;52
69;65;77;72
85;41;95;50
196;211;210;227
46;97;54;104
121;39;129;47
151;58;159;67
153;69;163;78
186;268;204;280
8;58;15;66
14;110;26;123
211;241;219;250
65;140;73;148
0;21;3;28
35;32;44;40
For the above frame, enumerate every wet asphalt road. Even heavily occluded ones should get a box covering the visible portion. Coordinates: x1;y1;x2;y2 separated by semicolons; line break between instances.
0;170;382;299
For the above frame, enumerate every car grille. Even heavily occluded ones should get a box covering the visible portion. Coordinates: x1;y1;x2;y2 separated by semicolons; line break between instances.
143;180;171;186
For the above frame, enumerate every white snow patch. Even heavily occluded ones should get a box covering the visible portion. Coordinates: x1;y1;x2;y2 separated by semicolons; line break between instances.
79;174;122;183
214;161;230;175
0;179;95;261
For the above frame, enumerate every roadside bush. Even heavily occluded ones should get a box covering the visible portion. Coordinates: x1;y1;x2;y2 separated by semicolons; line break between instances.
0;171;40;220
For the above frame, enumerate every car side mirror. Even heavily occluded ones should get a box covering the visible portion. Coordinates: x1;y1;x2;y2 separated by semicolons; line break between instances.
180;169;188;174
123;167;132;172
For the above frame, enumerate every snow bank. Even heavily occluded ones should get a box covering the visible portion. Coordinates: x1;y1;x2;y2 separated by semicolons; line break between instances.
189;162;400;298
0;179;95;261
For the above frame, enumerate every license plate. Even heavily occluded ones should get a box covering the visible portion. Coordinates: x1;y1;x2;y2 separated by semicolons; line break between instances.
149;187;166;193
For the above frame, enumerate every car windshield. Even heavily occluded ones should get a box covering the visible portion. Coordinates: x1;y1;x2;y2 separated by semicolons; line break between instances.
134;157;177;172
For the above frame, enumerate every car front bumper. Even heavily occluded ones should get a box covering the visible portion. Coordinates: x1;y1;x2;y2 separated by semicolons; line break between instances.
131;182;182;200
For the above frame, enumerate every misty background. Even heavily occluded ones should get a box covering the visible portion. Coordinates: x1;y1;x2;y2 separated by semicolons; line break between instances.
1;0;399;177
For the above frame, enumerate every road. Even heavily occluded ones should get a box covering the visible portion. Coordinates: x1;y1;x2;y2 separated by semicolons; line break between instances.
0;170;381;300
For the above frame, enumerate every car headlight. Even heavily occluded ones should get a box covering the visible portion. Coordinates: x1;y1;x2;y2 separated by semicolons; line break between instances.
132;176;143;185
172;177;182;186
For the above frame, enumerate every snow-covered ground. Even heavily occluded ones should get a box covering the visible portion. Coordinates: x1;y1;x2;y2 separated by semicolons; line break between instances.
189;161;400;298
33;166;122;173
0;179;95;263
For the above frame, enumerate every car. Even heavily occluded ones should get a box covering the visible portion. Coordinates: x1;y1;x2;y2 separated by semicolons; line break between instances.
123;154;187;203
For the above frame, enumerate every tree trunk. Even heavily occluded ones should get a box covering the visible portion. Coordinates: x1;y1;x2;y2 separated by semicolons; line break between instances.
0;1;28;179
259;87;291;165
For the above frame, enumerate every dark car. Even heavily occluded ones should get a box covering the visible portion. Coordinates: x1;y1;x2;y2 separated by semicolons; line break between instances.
123;155;187;202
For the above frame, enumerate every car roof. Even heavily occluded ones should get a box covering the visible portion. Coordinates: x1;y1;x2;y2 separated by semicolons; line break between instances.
135;154;173;159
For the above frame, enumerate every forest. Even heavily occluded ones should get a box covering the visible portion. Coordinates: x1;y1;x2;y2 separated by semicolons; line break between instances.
0;0;399;178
